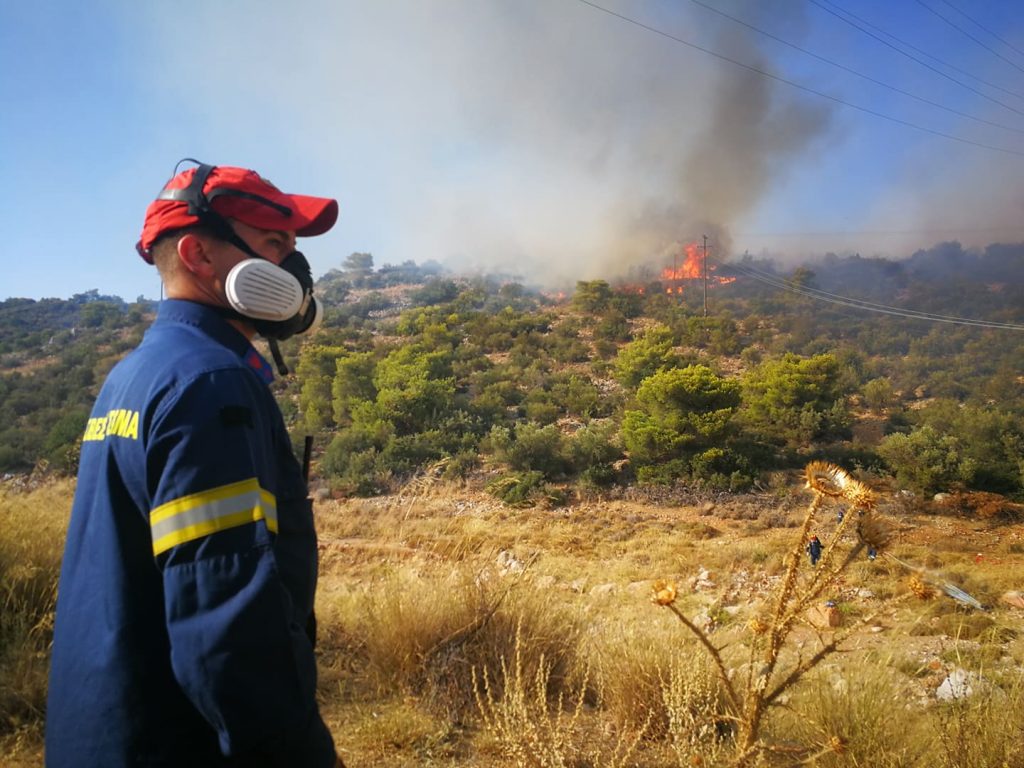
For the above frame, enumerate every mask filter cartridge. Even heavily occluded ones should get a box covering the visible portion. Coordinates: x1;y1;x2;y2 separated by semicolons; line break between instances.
225;259;304;321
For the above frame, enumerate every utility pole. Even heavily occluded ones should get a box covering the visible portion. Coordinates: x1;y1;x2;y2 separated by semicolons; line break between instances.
673;249;678;304
702;234;709;317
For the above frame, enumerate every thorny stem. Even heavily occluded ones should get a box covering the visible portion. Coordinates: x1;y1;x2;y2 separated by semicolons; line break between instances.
783;542;866;628
802;508;856;595
748;494;822;721
666;603;741;714
740;491;858;760
770;494;822;627
671;472;893;768
729;742;762;768
762;638;839;708
765;593;913;708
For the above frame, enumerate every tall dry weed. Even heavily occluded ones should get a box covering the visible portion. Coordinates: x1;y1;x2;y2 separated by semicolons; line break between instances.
0;479;72;742
325;565;584;723
781;662;928;767
474;620;647;768
661;651;729;767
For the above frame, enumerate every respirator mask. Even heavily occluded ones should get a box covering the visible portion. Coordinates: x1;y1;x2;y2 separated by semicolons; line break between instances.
225;250;323;341
154;161;325;373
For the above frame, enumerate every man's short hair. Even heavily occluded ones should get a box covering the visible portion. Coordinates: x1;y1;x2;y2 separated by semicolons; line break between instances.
150;225;216;279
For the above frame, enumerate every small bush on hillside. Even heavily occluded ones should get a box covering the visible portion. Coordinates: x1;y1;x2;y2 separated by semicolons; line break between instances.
485;424;571;480
487;471;547;508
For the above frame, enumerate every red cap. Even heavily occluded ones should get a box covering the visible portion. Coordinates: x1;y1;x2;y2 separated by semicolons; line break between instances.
136;164;338;263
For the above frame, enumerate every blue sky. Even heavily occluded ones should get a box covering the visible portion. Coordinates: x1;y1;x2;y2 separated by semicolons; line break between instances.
2;0;1023;301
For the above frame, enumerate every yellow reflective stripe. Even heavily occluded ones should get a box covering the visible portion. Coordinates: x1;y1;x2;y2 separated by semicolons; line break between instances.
151;478;262;525
150;478;277;556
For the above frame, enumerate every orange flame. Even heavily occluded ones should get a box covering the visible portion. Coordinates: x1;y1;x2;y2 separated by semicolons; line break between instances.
661;242;703;281
660;242;736;290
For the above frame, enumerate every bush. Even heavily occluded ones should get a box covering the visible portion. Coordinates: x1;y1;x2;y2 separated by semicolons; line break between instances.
877;427;974;495
388;580;582;720
622;365;741;466
486;424;571;480
486;471;547;507
567;421;622;486
741;352;851;446
613;325;681;389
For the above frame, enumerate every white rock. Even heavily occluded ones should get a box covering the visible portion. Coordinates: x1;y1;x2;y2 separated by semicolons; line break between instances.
496;550;524;575
936;669;975;701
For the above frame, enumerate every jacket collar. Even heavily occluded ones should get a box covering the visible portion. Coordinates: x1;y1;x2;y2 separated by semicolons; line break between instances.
154;300;274;383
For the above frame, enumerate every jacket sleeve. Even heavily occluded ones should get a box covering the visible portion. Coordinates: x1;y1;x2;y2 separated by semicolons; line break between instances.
146;368;336;766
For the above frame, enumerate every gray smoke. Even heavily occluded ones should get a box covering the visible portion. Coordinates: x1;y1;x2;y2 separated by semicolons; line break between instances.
599;8;835;282
139;0;841;287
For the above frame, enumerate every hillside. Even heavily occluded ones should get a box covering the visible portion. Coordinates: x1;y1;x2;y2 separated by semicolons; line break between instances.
2;241;1024;507
4;470;1024;766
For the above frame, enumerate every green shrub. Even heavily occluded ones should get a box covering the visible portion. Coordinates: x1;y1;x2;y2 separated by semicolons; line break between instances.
486;471;547;507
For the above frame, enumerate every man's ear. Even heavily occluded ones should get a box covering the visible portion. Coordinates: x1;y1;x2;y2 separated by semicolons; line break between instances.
176;233;217;278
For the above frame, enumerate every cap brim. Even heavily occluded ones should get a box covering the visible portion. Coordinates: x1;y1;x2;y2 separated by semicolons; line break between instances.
289;194;339;238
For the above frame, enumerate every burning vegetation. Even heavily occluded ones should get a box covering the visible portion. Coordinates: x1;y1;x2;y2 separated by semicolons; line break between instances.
661;241;736;296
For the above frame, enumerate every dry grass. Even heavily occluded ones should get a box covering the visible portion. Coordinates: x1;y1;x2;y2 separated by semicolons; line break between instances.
0;478;71;764
4;471;1024;767
778;661;930;767
472;622;649;768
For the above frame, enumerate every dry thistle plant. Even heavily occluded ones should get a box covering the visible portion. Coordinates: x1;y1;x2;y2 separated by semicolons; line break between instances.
650;462;907;767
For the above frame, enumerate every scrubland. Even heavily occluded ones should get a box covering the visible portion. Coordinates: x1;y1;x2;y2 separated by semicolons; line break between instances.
3;471;1024;767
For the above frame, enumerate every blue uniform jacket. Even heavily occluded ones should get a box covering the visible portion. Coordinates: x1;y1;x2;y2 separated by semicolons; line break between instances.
46;300;336;767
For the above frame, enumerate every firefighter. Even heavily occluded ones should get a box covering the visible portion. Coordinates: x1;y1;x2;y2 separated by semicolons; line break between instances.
806;534;823;566
46;161;344;767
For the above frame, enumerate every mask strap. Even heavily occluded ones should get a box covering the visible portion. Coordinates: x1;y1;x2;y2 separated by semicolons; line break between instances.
206;187;292;217
156;162;284;261
207;305;292;376
268;339;289;376
157;162;217;215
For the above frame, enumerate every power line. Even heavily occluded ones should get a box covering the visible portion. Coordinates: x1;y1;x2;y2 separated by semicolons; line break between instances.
570;0;1024;157
812;0;1024;103
936;0;1024;60
735;226;1024;238
733;262;1024;329
914;0;1024;76
686;0;1024;136
729;261;1024;330
809;0;1024;119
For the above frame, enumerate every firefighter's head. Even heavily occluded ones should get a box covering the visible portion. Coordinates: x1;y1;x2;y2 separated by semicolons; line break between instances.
138;160;338;342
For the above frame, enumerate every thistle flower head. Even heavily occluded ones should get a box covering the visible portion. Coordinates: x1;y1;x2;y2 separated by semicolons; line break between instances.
908;574;934;600
857;510;895;551
747;615;769;635
651;579;678;606
805;462;876;510
828;735;848;755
